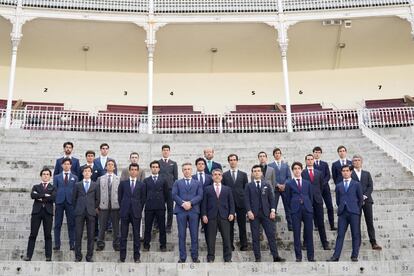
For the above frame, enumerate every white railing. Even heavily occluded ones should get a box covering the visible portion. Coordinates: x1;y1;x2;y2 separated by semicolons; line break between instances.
1;106;413;133
0;0;410;13
359;123;414;174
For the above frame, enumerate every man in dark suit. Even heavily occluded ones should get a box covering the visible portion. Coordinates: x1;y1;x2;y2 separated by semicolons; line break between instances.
202;169;235;262
204;147;222;175
302;154;330;250
331;145;352;185
118;163;144;263
142;160;169;251
313;146;336;230
245;165;285;263
192;158;213;188
73;166;99;262
79;150;99;182
328;164;364;262
286;162;314;262
159;144;178;233
94;143;117;178
253;152;276;188
268;148;293;231
53;158;77;251
222;154;249;251
172;163;203;263
23;168;56;262
53;141;80;178
352;154;382;250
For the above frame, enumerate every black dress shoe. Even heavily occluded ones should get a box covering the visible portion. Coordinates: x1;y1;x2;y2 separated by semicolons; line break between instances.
308;259;315;262
330;226;337;231
231;245;235;251
240;246;248;251
70;246;75;251
118;259;125;263
166;227;172;234
53;246;60;251
327;257;339;262
273;256;286;262
23;256;31;261
86;258;93;262
143;246;150;252
207;258;214;263
178;259;186;263
192;258;200;263
351;257;358;262
295;259;302;262
288;227;293;231
45;257;52;262
75;258;82;262
134;258;141;263
160;246;167;252
224;259;232;263
255;258;261;262
323;244;331;250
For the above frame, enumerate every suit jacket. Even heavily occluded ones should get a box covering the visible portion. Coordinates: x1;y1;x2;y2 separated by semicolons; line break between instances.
120;167;145;182
73;180;99;217
250;165;276;189
314;160;331;186
30;183;56;215
268;161;292;185
301;168;323;204
351;170;374;204
244;181;276;217
142;175;169;211
285;178;314;214
93;157;117;178
331;159;352;184
79;164;99;182
54;172;78;205
201;184;235;220
204;160;222;175
192;172;213;188
172;178;203;214
222;169;248;209
97;174;120;210
53;156;80;177
159;158;178;189
335;179;363;215
118;179;145;219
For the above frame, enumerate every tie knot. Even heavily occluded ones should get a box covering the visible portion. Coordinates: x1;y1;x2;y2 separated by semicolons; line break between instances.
256;181;260;186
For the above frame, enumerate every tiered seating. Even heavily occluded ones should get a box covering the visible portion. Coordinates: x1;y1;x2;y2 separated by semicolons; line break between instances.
365;98;406;108
153;105;201;114
103;104;147;114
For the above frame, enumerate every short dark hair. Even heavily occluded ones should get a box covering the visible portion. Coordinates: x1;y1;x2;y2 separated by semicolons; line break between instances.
312;146;322;153
257;151;267;158
82;165;93;173
251;164;262;172
272;148;281;156
100;143;109;149
106;159;115;166
63;142;74;148
291;162;303;170
305;154;314;160
62;158;72;165
227;154;239;162
150;160;160;168
195;157;206;166
337;145;347;152
40;167;52;176
130;152;139;158
341;164;353;171
85;150;95;157
162;145;170;150
129;163;139;170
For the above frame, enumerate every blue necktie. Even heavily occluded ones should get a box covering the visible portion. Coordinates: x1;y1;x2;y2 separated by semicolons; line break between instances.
84;181;89;193
199;172;204;184
344;180;349;192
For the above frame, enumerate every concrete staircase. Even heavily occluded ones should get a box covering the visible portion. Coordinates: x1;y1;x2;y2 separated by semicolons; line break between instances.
373;126;414;159
0;128;413;275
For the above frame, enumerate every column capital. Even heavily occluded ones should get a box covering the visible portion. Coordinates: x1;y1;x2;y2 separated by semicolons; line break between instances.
4;15;34;48
397;12;414;39
266;21;297;57
135;22;167;53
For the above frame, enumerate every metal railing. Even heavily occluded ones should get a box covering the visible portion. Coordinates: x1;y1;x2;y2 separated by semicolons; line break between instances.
1;106;413;133
0;0;410;13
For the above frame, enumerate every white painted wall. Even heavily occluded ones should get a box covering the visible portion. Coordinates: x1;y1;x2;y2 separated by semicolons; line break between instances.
0;64;413;113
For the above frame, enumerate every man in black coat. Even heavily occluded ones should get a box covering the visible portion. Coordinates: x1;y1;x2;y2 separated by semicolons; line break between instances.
24;168;56;261
142;160;169;251
73;166;99;262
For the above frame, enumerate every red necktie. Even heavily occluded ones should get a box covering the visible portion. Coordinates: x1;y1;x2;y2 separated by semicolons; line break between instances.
296;179;302;192
215;185;220;198
309;169;314;182
64;173;68;185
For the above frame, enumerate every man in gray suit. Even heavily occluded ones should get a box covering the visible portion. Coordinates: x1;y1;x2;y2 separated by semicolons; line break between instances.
73;166;99;262
120;152;145;182
268;148;293;231
159;145;178;233
96;160;121;251
252;152;276;188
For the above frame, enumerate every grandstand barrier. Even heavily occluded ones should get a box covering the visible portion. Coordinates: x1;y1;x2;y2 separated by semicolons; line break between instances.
1;106;413;133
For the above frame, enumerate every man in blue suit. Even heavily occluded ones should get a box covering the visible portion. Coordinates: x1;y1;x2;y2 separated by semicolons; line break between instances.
172;163;203;263
192;158;213;188
94;143;117;178
268;148;292;231
245;165;285;263
118;163;144;263
53;142;80;177
203;148;222;175
313;146;336;230
201;169;235;262
53;158;78;251
79;150;100;182
331;145;352;185
286;161;314;262
328;164;363;262
302;154;330;250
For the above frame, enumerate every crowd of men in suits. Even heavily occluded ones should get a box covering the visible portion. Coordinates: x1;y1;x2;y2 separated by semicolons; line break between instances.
23;142;382;263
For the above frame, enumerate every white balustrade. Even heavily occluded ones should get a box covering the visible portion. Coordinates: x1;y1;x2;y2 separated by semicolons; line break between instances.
21;0;148;12
282;0;410;11
291;109;359;131
360;107;414;128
